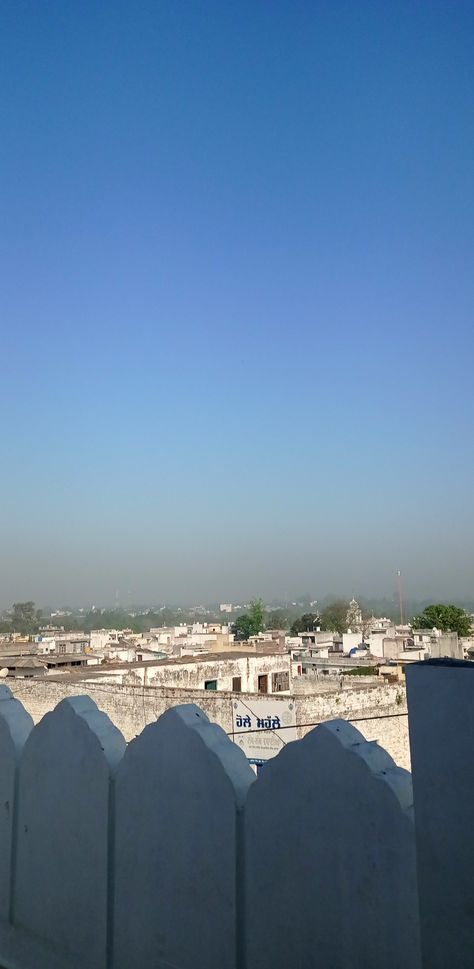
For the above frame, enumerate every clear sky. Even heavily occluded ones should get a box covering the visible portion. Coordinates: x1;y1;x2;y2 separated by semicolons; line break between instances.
1;1;473;607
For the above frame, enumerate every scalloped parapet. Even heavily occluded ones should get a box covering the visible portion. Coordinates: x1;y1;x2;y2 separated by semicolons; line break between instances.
0;685;33;921
245;718;421;969
13;696;126;969
114;703;255;969
0;682;457;969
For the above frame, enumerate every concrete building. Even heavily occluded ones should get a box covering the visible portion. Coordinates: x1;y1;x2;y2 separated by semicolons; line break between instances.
37;630;90;650
428;630;461;660
147;623;234;654
90;629;132;651
341;624;415;660
461;636;474;659
297;631;340;656
0;656;47;678
54;636;89;655
296;654;360;675
65;651;292;695
412;628;461;660
342;631;365;654
99;641;168;664
0;652;97;678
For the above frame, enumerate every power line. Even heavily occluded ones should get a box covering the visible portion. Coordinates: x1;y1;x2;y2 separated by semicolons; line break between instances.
10;677;408;731
227;710;408;736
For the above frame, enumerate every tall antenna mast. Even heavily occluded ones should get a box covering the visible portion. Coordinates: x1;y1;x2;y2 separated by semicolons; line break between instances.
397;570;404;626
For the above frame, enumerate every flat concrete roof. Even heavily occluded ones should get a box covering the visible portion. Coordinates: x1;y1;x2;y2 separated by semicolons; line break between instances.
45;650;289;682
3;653;90;670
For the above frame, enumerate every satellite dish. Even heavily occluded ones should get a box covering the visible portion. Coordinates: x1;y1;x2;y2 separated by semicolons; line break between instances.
0;669;9;678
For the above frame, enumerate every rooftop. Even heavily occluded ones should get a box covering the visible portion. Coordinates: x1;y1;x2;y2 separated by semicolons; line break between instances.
2;657;47;670
1;653;90;670
45;649;289;682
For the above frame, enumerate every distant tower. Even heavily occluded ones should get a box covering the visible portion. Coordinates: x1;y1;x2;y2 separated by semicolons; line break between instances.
346;597;363;631
397;571;404;625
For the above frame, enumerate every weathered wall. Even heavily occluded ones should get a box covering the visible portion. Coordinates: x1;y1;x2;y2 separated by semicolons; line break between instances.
6;677;410;769
292;674;380;693
352;708;410;769
430;632;462;660
295;683;410;769
68;652;291;693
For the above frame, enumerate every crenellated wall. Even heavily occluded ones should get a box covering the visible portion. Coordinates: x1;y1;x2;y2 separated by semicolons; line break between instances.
0;662;469;968
0;684;419;969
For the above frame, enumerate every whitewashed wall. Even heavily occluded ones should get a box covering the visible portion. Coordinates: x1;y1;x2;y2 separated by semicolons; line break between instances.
0;663;469;969
6;677;411;768
245;719;420;969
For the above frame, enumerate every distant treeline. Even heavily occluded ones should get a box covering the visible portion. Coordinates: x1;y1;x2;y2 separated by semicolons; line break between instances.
1;596;473;638
0;603;206;636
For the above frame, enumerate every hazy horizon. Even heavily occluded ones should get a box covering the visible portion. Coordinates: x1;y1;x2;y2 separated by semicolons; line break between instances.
2;567;474;615
2;2;473;606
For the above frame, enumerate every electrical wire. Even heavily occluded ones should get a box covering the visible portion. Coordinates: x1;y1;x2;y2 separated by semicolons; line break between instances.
227;710;408;736
12;677;408;734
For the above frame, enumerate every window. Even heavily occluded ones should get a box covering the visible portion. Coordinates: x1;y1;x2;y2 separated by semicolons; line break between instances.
232;676;241;692
204;679;217;690
271;671;290;692
137;654;143;662
258;674;268;694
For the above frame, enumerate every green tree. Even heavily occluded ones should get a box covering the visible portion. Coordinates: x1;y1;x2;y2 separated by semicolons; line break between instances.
412;604;472;638
265;609;291;630
290;612;321;636
234;599;265;641
12;601;35;622
11;602;39;634
319;600;349;636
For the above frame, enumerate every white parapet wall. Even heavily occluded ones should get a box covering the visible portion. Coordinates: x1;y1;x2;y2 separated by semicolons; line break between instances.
0;684;422;969
0;664;470;969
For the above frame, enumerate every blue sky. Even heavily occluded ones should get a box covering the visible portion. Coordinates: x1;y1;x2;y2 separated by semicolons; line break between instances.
1;1;473;606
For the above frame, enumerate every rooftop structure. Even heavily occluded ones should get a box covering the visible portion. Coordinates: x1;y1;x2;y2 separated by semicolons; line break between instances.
46;650;292;695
